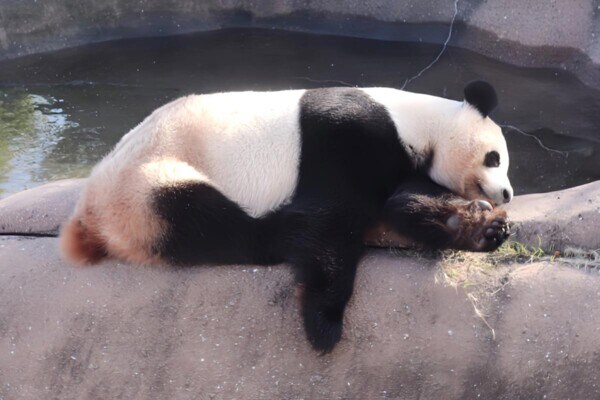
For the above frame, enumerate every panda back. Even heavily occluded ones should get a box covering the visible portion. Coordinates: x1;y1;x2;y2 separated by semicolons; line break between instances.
190;90;305;217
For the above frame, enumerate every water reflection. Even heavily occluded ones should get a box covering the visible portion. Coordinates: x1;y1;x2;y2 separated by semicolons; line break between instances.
0;84;175;197
0;90;82;196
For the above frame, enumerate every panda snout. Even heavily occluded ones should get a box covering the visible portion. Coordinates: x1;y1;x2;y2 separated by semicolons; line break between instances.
501;188;513;203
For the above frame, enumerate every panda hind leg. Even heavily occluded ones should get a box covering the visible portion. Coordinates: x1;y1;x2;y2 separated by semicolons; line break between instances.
152;182;279;266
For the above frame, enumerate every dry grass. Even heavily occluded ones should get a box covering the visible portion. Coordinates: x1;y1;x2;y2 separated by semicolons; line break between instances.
560;246;600;270
438;241;600;290
435;246;511;340
387;241;600;338
431;241;600;339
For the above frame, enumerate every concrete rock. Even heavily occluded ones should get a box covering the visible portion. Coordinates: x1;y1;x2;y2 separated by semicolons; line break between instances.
0;237;599;399
505;180;600;251
0;179;84;236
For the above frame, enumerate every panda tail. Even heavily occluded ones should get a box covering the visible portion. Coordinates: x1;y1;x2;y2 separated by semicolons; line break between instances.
59;216;108;265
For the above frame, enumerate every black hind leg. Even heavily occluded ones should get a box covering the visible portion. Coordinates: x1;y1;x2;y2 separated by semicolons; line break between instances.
153;182;282;266
281;204;367;352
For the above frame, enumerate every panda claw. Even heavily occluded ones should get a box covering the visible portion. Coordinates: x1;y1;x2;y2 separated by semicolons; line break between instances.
476;200;493;211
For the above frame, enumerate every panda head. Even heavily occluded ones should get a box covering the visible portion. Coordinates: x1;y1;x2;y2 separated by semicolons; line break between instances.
429;81;513;205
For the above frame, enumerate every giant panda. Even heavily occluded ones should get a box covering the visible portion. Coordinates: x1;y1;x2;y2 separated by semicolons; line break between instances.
60;81;512;352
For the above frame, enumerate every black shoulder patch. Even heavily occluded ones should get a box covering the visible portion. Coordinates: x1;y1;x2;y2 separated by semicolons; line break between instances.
298;88;413;206
464;81;498;118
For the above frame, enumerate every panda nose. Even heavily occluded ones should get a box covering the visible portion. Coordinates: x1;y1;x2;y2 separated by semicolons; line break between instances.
502;188;512;203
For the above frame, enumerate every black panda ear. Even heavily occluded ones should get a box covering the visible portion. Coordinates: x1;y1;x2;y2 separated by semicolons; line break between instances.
464;80;498;118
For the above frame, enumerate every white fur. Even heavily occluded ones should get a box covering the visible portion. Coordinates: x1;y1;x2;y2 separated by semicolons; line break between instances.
91;90;305;219
180;91;304;217
363;88;462;165
364;88;512;204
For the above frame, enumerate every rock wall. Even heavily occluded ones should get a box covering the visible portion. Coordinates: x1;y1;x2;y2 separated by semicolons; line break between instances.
0;0;599;89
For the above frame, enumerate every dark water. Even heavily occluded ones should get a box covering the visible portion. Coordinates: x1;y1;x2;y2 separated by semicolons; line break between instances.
0;28;598;198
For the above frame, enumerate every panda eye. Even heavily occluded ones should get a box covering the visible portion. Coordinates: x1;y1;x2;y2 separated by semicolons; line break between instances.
484;151;500;168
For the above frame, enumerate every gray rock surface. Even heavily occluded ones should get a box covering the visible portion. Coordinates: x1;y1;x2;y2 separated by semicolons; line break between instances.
1;237;599;399
0;0;598;89
0;179;84;236
505;180;600;251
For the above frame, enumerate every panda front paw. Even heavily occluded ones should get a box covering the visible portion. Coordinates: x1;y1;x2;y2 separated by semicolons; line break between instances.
446;199;511;252
476;211;511;251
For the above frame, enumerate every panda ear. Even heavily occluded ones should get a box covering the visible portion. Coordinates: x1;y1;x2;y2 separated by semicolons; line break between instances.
464;80;498;118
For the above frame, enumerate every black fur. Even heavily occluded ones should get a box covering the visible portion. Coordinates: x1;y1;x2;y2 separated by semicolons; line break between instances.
296;88;412;204
382;176;462;248
382;176;511;251
289;88;414;351
464;80;498;118
484;150;500;168
153;183;284;266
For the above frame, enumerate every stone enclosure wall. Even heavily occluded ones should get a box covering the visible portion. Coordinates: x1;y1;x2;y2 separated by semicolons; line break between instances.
1;0;599;88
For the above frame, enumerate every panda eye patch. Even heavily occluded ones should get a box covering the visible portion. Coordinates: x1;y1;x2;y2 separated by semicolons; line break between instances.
484;151;500;168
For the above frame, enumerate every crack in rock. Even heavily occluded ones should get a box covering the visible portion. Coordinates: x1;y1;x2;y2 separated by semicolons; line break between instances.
501;124;570;154
401;0;459;90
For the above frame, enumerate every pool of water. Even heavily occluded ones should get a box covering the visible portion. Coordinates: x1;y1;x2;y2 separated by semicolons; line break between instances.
0;28;598;198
